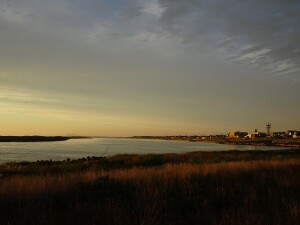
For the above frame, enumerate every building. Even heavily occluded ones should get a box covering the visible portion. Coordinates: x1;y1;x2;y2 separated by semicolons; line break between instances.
253;132;267;138
215;135;227;139
273;132;286;138
287;130;300;138
227;131;248;138
248;129;267;138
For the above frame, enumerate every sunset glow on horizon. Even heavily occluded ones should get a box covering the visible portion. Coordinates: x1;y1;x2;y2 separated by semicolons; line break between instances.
1;0;299;136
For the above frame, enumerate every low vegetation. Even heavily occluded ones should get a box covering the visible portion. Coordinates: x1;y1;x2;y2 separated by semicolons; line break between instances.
133;136;300;147
0;150;299;225
0;136;70;142
221;138;300;147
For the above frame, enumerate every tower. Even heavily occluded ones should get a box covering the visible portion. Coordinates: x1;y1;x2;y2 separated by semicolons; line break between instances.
266;122;271;136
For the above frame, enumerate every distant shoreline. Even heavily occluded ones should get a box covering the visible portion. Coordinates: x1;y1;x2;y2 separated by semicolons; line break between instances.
130;136;300;148
0;136;91;142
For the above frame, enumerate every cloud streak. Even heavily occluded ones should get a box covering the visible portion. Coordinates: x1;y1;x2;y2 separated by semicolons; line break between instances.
0;86;60;104
156;0;300;78
2;0;299;79
0;0;299;135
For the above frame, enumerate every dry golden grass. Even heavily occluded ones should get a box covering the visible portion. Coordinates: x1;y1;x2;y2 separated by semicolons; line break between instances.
108;158;300;180
0;156;299;225
1;159;299;195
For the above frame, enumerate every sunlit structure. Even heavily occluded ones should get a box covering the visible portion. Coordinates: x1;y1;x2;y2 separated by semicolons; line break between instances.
266;122;271;137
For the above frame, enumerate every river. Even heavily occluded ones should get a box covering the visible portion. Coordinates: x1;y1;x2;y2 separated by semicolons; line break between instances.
0;138;289;164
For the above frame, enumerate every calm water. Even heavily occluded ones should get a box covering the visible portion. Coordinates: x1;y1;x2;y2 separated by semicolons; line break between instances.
0;138;289;164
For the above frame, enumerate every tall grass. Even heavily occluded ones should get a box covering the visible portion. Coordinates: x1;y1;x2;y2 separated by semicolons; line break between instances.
0;155;299;225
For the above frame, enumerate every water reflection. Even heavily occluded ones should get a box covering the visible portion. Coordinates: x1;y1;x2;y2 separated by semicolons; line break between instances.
0;138;289;164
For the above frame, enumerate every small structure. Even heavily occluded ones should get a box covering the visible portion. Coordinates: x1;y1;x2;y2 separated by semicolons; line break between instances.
273;132;286;138
287;130;299;138
244;133;252;139
250;129;267;138
266;122;271;137
227;131;248;138
256;132;267;138
215;135;226;139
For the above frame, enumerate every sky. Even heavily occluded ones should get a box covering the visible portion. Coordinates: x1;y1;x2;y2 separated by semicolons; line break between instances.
0;0;299;136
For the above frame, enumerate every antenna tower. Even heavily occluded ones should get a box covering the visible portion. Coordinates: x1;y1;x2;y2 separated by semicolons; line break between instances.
266;122;271;136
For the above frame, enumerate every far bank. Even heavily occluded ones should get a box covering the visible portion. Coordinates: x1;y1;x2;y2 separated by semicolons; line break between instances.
131;136;300;148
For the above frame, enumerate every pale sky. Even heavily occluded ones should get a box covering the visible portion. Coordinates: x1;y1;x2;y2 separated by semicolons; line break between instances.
0;0;299;136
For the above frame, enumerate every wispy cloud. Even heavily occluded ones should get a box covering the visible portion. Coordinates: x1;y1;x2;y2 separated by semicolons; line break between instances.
0;0;299;135
0;86;60;104
3;0;298;78
155;0;300;78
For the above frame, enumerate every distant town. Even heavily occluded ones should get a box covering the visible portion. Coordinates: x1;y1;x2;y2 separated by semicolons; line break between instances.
132;123;300;147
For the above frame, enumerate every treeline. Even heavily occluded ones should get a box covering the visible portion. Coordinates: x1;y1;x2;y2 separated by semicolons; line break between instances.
0;136;70;142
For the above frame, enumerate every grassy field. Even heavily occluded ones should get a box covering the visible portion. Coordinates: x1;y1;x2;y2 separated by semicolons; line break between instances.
0;150;299;225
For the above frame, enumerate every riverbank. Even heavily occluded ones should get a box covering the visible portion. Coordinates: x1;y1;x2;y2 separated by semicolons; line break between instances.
0;136;91;142
131;136;300;148
0;150;299;225
220;137;300;147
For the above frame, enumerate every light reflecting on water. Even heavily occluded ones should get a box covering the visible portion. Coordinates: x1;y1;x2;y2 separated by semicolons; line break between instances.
0;138;289;164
